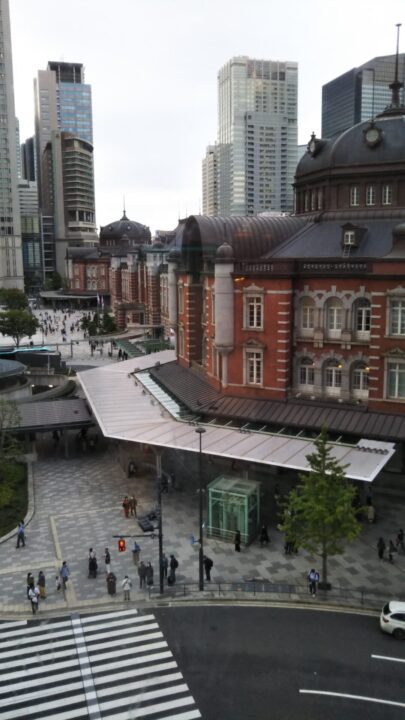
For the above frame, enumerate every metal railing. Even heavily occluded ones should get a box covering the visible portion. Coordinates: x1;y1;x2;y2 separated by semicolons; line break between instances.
147;580;403;610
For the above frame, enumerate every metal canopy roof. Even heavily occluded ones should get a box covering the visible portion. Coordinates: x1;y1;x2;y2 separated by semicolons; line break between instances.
11;399;93;432
77;352;395;483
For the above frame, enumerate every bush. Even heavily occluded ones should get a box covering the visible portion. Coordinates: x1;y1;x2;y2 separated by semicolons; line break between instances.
0;462;27;536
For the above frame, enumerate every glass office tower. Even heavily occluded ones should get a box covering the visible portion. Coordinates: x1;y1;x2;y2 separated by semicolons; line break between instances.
322;54;405;138
0;0;24;288
216;56;298;215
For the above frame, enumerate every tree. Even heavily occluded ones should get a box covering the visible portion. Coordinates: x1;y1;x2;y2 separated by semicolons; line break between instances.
101;312;117;334
0;289;28;310
44;272;63;291
0;399;22;505
0;310;39;347
282;427;362;589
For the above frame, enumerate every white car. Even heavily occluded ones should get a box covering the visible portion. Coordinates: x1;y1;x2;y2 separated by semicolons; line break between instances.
380;601;405;639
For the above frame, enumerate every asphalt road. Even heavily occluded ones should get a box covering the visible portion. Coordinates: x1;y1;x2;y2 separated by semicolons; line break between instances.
154;605;405;720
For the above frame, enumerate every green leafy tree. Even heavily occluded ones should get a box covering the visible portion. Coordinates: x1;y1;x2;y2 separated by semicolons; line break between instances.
0;310;39;347
44;272;63;291
0;399;22;505
101;312;117;334
282;427;362;588
0;289;28;310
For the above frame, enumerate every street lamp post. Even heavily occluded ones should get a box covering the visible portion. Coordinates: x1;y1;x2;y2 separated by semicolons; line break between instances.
195;426;206;591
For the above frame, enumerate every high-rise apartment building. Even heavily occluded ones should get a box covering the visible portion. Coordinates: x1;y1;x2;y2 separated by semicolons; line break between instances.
203;56;298;217
202;145;218;216
18;179;42;293
0;0;23;289
322;54;405;137
34;61;96;277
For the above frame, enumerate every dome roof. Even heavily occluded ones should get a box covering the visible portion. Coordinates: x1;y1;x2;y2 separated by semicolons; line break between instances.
99;211;151;244
296;113;405;179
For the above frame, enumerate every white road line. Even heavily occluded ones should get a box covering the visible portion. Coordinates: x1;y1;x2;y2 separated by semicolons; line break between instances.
0;658;79;683
102;711;201;720
96;672;183;698
0;627;75;649
0;619;74;640
0;668;82;695
90;650;173;675
100;691;194;715
0;690;86;719
93;660;177;683
372;654;405;664
1;679;85;707
80;608;138;623
80;622;159;643
81;614;155;633
300;689;405;708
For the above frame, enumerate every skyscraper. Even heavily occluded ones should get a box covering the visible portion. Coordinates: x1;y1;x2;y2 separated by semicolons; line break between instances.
322;54;405;138
202;145;218;216
0;0;23;289
34;61;96;276
203;56;298;217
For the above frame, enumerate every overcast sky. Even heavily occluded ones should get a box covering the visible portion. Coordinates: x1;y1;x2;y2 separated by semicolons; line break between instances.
9;0;404;234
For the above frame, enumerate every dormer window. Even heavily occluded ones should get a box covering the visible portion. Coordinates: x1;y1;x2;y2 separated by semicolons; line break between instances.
341;224;364;257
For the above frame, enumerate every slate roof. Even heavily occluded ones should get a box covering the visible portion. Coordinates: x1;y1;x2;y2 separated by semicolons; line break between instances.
150;362;405;442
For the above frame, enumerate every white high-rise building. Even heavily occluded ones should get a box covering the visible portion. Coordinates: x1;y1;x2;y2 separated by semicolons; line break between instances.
0;0;23;288
203;56;298;216
202;144;219;216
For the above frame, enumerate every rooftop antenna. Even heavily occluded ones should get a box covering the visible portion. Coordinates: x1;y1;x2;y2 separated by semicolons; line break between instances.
389;23;403;107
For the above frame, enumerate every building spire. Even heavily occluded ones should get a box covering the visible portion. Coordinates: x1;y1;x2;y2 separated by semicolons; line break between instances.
389;23;403;107
122;195;127;220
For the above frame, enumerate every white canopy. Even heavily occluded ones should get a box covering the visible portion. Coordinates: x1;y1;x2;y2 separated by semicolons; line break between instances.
78;351;395;483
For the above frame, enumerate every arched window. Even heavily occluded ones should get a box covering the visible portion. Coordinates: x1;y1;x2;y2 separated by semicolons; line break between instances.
353;298;371;338
326;299;344;338
325;359;342;395
300;297;315;335
299;358;315;388
352;363;369;397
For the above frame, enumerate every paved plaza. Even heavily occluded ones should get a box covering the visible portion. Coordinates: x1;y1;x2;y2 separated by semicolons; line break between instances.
1;442;405;617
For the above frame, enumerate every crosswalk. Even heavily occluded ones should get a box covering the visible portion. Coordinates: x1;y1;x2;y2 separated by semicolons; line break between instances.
0;609;201;720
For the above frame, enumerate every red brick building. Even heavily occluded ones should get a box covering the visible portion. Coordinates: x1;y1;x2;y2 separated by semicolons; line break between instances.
155;93;405;468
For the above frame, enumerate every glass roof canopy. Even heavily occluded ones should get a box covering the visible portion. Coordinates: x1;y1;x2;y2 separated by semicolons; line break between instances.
137;371;353;447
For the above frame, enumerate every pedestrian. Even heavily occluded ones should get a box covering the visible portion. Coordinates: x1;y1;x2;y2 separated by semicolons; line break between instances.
234;530;241;552
138;561;147;589
122;575;132;601
377;537;386;560
388;539;397;563
129;496;138;517
28;584;39;614
396;529;405;554
169;555;178;585
60;560;70;589
106;571;117;596
161;553;168;579
55;575;61;592
26;572;34;599
37;571;46;599
307;568;320;596
367;504;376;524
122;496;130;518
16;521;25;548
88;554;98;578
132;541;141;565
89;547;96;560
259;525;270;547
203;555;213;581
104;548;111;574
146;562;154;588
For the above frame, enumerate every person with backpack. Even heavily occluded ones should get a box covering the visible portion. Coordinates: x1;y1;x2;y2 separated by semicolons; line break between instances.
121;575;132;601
203;555;213;582
307;568;320;596
169;554;178;585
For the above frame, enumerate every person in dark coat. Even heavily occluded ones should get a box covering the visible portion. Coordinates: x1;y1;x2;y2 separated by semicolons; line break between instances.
138;561;147;589
377;537;386;560
234;530;241;552
169;555;178;584
146;562;154;587
259;525;270;547
88;555;98;578
203;555;213;581
388;539;397;563
161;554;168;579
106;572;117;596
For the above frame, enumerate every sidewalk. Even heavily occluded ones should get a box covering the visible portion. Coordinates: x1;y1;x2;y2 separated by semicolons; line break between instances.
1;444;405;618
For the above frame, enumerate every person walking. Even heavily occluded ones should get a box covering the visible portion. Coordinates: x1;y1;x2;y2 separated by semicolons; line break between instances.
377;537;386;560
16;521;26;548
106;571;117;596
138;561;147;589
122;496;130;518
203;555;213;582
121;575;132;601
88;554;98;578
37;571;46;599
259;525;270;547
161;554;168;580
60;561;70;590
129;496;138;517
234;530;241;552
388;539;397;563
28;584;39;614
26;572;34;599
396;529;405;554
104;548;111;574
146;562;154;588
132;541;141;565
307;568;320;596
169;555;178;585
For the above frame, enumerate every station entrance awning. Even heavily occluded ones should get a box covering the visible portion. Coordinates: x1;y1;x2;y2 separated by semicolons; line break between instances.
77;352;395;483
